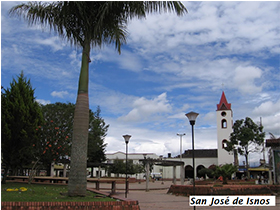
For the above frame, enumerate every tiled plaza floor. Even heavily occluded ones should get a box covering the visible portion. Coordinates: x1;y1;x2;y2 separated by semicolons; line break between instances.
87;181;280;210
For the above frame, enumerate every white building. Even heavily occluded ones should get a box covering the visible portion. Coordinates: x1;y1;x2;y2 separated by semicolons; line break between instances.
102;92;235;180
102;152;159;179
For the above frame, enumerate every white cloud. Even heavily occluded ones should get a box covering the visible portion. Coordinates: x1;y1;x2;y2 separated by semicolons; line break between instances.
51;91;69;99
203;112;216;125
127;1;279;57
233;66;263;94
118;93;172;122
92;47;142;72
104;118;174;155
69;50;82;69
253;100;280;116
252;100;280;135
34;36;66;52
84;2;278;99
134;142;167;155
168;112;186;120
263;115;280;135
12;44;22;54
88;82;137;115
36;99;51;105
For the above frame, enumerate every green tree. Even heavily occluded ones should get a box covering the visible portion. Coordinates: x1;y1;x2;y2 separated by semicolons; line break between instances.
110;159;126;177
10;1;187;196
214;164;238;184
127;160;138;175
36;103;108;176
87;106;109;177
1;72;43;183
198;168;215;179
35;103;74;176
110;159;143;177
133;163;145;180
225;117;265;178
87;106;108;164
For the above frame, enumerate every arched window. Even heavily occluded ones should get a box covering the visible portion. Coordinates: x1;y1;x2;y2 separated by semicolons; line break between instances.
221;119;227;128
222;139;228;149
185;165;194;179
196;165;206;178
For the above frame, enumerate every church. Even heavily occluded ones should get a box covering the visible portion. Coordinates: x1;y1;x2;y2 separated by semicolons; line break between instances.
166;91;237;179
105;91;236;180
157;91;236;180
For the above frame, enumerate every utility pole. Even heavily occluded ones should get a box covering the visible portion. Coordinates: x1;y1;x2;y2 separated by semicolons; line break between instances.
177;133;186;161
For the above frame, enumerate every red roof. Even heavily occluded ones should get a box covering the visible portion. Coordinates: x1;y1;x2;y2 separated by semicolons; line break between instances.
217;91;231;110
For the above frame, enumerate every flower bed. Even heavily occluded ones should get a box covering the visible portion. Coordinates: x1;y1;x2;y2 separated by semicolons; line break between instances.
1;183;140;210
195;179;256;185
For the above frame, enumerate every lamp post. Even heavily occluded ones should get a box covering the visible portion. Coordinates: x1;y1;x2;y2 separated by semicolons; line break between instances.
177;133;186;161
185;111;199;210
123;134;131;198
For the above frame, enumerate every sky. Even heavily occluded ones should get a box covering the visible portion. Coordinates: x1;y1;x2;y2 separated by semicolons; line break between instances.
1;1;280;166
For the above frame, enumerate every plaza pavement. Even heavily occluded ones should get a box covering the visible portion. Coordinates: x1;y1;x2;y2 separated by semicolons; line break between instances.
87;180;280;210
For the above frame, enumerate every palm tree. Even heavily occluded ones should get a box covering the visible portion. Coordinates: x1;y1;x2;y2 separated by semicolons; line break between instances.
10;1;187;196
214;164;238;184
269;132;280;139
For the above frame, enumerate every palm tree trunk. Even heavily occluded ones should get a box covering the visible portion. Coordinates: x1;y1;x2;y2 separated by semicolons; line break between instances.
222;176;227;185
68;40;90;197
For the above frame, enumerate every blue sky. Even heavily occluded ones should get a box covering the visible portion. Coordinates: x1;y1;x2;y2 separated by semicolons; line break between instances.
1;1;280;165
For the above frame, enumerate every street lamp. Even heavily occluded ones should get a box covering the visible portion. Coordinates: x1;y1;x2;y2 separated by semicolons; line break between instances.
185;111;199;210
177;133;186;161
123;134;131;198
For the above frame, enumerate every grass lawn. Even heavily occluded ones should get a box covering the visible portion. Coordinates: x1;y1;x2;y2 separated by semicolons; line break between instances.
1;182;115;202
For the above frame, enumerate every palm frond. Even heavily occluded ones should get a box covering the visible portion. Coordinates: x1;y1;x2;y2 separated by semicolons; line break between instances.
10;1;187;53
269;132;280;139
144;1;188;15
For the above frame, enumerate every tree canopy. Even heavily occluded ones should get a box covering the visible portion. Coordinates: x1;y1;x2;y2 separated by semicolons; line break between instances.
109;159;144;177
214;164;238;184
225;117;265;177
1;72;43;183
87;106;108;164
35;102;74;175
36;103;108;174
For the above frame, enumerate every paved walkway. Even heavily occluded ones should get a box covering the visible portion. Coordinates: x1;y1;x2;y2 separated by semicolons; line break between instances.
87;181;280;210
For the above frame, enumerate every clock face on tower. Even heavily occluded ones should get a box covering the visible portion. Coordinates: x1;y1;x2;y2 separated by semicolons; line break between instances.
221;111;226;117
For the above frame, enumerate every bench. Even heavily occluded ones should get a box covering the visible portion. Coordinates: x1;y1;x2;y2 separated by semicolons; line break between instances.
87;178;127;194
7;176;127;195
7;176;68;183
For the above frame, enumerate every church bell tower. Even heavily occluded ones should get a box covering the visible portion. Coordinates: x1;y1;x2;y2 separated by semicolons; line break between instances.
216;91;234;165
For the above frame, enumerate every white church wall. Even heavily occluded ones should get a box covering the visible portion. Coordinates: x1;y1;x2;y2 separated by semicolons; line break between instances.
217;110;234;165
154;157;218;179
